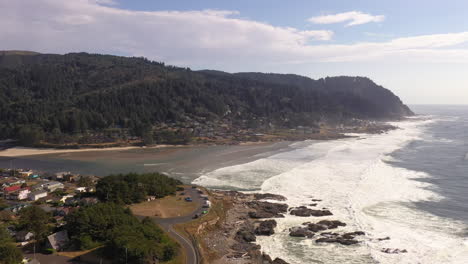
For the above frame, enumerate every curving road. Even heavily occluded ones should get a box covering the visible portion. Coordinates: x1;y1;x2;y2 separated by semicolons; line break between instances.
153;187;205;264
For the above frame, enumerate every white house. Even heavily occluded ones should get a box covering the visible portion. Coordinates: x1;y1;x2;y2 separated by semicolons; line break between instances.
18;170;33;177
60;194;74;203
43;181;64;192
75;187;86;193
28;191;48;201
17;188;31;200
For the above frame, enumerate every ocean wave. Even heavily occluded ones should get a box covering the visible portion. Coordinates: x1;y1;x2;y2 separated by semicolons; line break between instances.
194;118;468;263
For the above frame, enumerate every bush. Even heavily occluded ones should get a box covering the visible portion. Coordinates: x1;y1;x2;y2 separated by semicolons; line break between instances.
42;248;56;255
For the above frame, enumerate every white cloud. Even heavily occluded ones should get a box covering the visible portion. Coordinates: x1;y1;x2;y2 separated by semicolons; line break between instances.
1;0;468;70
309;11;385;27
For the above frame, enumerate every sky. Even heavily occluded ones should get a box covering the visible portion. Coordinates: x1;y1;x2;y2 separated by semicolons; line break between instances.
2;0;468;104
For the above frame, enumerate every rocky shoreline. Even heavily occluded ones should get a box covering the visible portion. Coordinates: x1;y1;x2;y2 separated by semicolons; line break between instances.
198;190;407;264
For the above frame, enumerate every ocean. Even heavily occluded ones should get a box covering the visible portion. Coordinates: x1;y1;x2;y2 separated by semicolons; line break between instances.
193;105;468;264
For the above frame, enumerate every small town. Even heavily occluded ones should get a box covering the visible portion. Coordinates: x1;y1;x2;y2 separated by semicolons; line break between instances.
0;167;214;264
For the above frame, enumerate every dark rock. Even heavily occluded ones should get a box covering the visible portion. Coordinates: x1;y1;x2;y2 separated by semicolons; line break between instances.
316;220;346;229
311;199;322;202
255;220;277;236
248;201;288;218
316;237;359;245
382;248;408;254
262;253;273;263
289;207;332;217
289;227;314;238
272;258;290;264
341;231;365;239
306;223;328;232
254;193;287;201
377;236;390;241
235;228;256;243
320;232;339;238
309;203;317;206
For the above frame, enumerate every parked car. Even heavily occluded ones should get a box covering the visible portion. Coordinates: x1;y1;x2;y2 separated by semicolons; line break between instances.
184;197;192;202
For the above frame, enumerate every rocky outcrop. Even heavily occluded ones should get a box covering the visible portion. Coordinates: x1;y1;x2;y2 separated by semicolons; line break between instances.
315;231;365;245
316;220;346;229
254;193;287;201
255;220;277;236
262;254;290;264
248;201;288;218
235;228;256;243
381;248;408;254
316;236;359;246
289;206;333;217
289;227;314;238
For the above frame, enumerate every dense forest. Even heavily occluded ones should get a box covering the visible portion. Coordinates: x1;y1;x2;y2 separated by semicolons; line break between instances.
95;172;182;204
0;51;413;146
65;203;177;263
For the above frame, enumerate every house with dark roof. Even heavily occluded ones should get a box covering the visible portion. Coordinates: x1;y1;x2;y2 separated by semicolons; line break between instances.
46;230;70;251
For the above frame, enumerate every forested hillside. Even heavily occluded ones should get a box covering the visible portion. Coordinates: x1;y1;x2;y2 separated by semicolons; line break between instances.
0;51;413;146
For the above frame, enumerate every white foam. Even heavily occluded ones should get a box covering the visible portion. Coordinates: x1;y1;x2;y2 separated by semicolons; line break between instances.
257;119;468;264
194;117;468;263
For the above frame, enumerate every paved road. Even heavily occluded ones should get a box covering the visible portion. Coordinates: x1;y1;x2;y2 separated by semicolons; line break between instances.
153;187;205;264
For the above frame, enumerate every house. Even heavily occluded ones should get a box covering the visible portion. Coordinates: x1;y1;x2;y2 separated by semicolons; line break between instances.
18;170;33;178
7;188;30;200
29;174;40;179
28;190;48;201
75;187;86;193
46;230;70;251
16;230;34;242
3;185;21;198
60;194;74;203
64;174;78;182
53;172;71;181
43;181;64;192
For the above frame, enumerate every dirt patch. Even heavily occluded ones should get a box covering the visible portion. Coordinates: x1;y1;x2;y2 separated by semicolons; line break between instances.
130;191;198;218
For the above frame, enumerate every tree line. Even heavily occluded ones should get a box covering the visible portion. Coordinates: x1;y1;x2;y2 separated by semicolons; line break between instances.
0;52;413;146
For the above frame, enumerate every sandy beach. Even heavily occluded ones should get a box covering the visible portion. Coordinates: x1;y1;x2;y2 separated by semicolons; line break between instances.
0;145;191;157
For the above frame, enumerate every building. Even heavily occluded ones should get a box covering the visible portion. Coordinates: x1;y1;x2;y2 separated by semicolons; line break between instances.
46;230;70;251
53;172;70;181
28;190;48;201
16;230;34;242
18;170;33;178
3;185;21;198
75;187;86;193
43;181;64;192
60;194;74;203
7;188;30;200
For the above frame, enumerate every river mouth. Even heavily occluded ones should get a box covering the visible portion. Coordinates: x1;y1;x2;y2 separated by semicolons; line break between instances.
0;142;292;183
